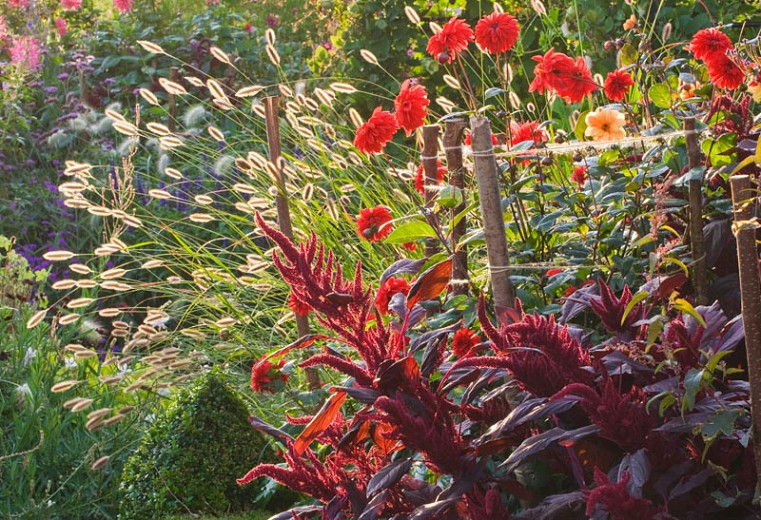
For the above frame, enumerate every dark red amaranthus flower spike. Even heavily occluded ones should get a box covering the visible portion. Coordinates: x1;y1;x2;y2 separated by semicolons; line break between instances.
584;468;665;520
552;378;655;453
458;297;593;397
589;279;647;337
256;213;392;379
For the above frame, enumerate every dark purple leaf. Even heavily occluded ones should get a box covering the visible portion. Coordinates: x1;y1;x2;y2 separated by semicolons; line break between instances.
406;258;452;309
333;386;380;405
702;219;732;269
366;458;413;498
652;461;695;500
266;505;322;519
406;306;427;328
337;419;369;450
617;449;650;499
438;367;484;395
409;323;461;353
358;490;389;520
655;412;712;433
389;292;408;321
559;283;598;324
642;376;680;394
668;468;713;501
437;457;486;500
717;315;744;352
380;258;428;285
248;416;294;445
420;337;447;378
401;478;441;507
461;368;501;406
324;494;348;520
481;397;546;439
600;350;652;377
709;274;741;318
514;491;585;520
500;425;599;473
407;498;458;520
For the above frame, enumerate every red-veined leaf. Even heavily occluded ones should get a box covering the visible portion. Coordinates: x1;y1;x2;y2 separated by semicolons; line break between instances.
406;257;453;309
293;390;347;455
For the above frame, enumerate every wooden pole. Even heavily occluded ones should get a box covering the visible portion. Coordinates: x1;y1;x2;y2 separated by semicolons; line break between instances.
263;96;320;391
444;120;469;296
422;125;441;258
470;115;514;321
729;174;761;503
685;118;707;305
168;67;179;133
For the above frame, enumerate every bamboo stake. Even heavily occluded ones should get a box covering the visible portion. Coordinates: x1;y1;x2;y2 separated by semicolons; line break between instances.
444;120;469;296
422;125;441;258
263;96;320;391
729;174;761;503
685;118;707;305
470;116;514;321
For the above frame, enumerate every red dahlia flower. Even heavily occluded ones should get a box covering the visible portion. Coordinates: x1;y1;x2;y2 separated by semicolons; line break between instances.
353;107;398;154
529;49;597;102
603;69;635;102
375;277;412;314
250;358;288;393
508;120;546;147
394;79;430;136
452;328;481;357
475;12;520;54
426;17;474;64
706;53;745;90
414;159;447;196
571;165;588;186
689;27;732;62
356;206;393;242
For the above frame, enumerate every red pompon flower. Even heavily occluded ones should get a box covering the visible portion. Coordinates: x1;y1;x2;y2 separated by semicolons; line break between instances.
394;80;430;136
375;277;412;314
353;107;398;154
545;268;562;278
113;0;133;13
528;48;578;96
402;242;417;252
251;358;288;393
288;292;311;316
571;165;588;186
561;57;598;102
475;12;520;54
689;27;732;62
603;69;635;102
452;328;481;357
706;53;745;90
585;469;664;519
357;206;393;242
426;17;474;64
414;159;447;196
508;120;547;147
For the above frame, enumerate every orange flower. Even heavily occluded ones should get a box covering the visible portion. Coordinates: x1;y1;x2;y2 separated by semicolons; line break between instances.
475;12;519;54
394;79;429;136
426;17;474;64
584;108;626;142
622;14;637;31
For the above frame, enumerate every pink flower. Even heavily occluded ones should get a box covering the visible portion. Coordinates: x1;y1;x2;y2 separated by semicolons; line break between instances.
0;15;7;39
9;36;40;71
113;0;133;13
8;0;28;9
61;0;82;10
244;22;254;34
55;17;68;37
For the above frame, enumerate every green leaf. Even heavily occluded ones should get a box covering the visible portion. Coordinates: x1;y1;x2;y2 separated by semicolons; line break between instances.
646;314;665;350
384;220;437;244
484;87;507;99
649;83;672;109
574;110;589;141
621;290;649;326
701;133;736;167
701;410;740;440
620;43;638;66
673;298;706;328
682;367;706;411
437;186;464;209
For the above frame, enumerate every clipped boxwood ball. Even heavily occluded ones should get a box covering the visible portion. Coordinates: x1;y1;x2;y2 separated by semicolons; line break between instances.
118;373;272;519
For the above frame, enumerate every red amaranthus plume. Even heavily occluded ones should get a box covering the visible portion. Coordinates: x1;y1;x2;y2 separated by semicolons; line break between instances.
585;468;664;520
256;213;392;376
589;279;647;336
475;297;593;397
553;379;655;452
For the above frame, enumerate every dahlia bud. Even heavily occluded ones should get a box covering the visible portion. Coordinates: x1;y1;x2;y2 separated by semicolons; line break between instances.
437;50;450;64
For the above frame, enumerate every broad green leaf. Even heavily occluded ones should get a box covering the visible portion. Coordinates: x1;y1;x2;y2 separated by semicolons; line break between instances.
659;256;689;275
384;220;437;244
682;368;706;411
649;83;672;109
621;290;650;326
574;110;589;141
701;410;741;440
673;298;706;328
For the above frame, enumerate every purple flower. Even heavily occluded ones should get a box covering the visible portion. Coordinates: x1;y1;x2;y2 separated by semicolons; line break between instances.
266;14;278;27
